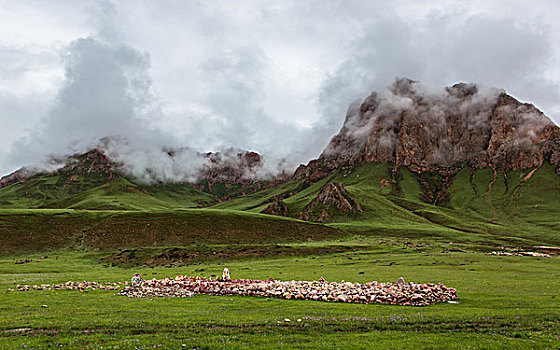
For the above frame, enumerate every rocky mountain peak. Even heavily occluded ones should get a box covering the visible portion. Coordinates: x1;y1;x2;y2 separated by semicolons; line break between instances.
296;79;560;180
61;149;117;177
0;148;118;190
0;167;36;189
192;148;267;198
199;149;263;181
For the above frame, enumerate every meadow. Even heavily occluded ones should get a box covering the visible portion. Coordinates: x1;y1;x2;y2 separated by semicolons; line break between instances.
0;237;559;349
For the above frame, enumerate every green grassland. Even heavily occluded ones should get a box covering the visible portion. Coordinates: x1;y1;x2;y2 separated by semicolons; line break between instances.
1;160;559;348
0;175;219;210
0;239;559;348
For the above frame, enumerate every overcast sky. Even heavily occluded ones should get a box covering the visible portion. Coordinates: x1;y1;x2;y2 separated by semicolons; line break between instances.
1;0;560;177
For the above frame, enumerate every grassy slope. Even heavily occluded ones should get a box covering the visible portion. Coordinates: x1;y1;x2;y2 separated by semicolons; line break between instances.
209;178;310;212
338;162;560;246
211;161;560;247
0;176;218;210
0;173;109;208
48;178;218;210
0;209;341;253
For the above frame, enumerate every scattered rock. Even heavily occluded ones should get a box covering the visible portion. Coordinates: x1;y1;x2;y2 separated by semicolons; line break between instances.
14;256;48;265
486;251;551;258
533;246;560;255
117;275;457;307
4;328;32;333
447;247;465;252
11;281;122;292
519;252;552;258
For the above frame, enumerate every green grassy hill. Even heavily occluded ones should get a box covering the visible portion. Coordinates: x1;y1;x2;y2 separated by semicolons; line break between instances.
0;175;218;210
0;209;341;253
47;178;218;210
1;160;559;250
212;161;560;246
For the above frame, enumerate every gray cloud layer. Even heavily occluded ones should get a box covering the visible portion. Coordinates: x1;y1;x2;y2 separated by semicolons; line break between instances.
1;0;560;179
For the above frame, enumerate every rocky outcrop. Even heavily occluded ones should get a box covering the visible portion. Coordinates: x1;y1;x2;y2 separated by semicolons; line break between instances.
0;167;36;189
297;182;362;223
261;197;289;217
297;79;560;183
60;149;117;178
0;149;117;190
199;149;263;184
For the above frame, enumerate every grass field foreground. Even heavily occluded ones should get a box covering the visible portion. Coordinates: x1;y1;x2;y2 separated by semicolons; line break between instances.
0;237;559;349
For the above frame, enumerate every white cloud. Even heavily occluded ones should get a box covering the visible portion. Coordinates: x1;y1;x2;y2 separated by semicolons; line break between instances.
1;0;560;178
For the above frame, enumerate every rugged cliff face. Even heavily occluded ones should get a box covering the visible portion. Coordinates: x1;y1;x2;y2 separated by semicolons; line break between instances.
295;79;560;181
0;167;35;189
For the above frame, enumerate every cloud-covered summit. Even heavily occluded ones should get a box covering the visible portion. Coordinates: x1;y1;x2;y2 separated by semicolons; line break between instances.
316;78;560;176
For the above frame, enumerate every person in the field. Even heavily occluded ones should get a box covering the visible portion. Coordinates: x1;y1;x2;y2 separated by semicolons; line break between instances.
131;273;143;285
222;267;230;280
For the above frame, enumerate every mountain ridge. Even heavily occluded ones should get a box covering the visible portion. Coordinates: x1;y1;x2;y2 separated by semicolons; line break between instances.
294;79;560;183
3;79;559;192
